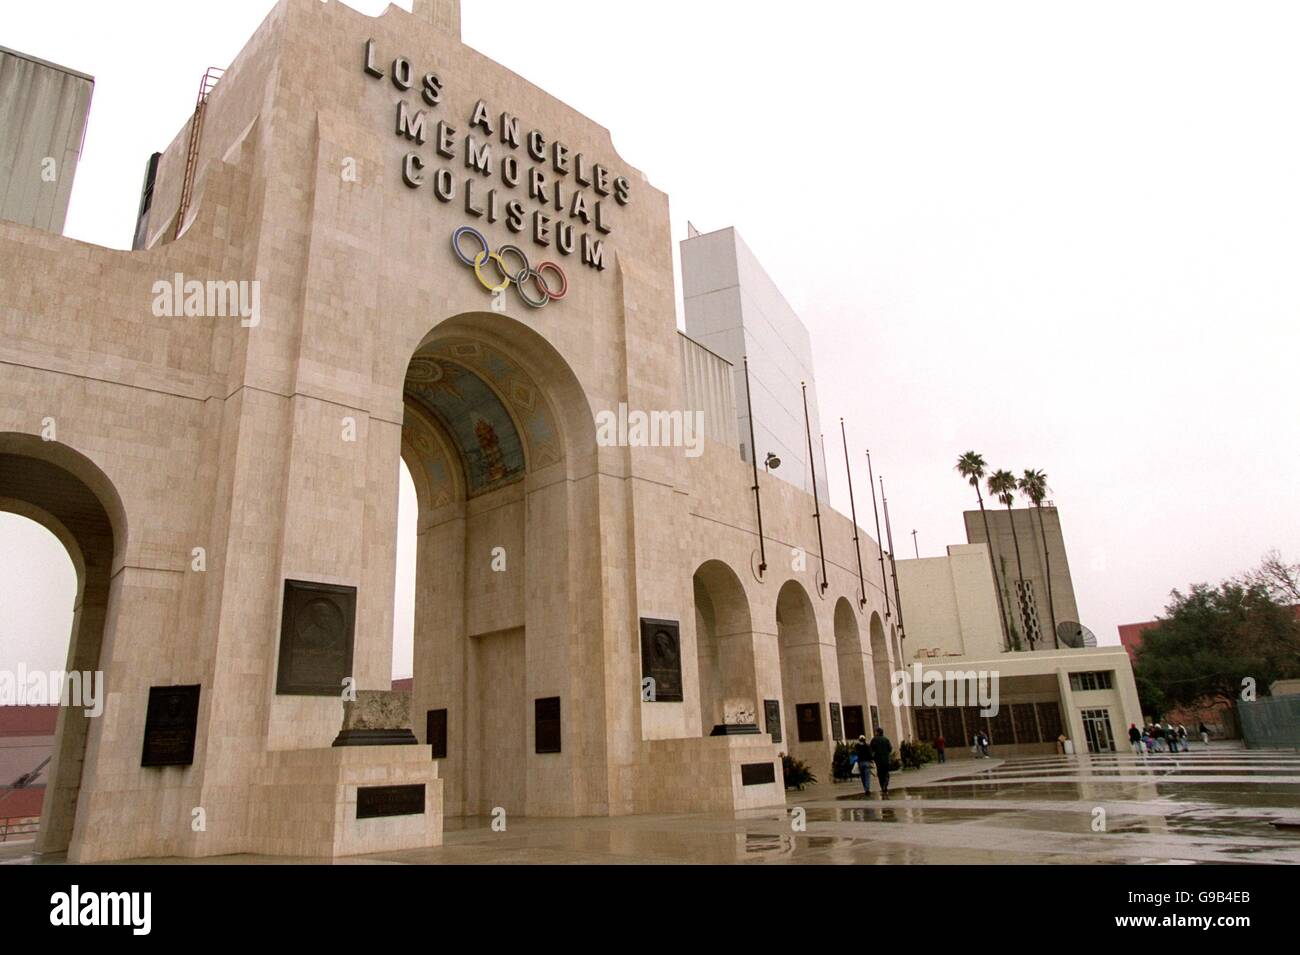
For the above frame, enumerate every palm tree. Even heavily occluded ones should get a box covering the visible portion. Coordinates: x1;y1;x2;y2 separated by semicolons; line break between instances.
988;469;1033;649
955;451;1010;648
1019;469;1058;646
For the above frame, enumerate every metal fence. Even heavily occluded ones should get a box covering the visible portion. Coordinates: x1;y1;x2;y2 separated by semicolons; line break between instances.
0;816;39;843
1238;696;1300;749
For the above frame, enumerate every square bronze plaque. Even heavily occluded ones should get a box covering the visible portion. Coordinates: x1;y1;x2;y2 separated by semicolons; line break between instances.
796;702;824;743
276;579;356;696
535;696;561;754
426;708;447;759
141;684;200;767
764;699;782;743
740;762;776;786
829;702;843;741
356;784;425;819
639;617;683;702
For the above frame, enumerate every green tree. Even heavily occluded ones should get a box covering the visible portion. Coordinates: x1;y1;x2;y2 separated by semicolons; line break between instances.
1134;578;1300;730
1018;468;1058;645
955;451;1010;648
988;468;1032;648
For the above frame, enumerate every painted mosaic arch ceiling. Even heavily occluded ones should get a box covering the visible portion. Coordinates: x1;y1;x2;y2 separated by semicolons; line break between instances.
403;338;562;497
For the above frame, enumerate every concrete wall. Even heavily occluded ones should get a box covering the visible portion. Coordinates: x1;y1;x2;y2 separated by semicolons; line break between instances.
0;46;93;234
681;227;829;503
897;543;1003;659
965;505;1080;649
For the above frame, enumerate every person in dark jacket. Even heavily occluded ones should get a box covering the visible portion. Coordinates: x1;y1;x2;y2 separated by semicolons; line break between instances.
1128;723;1142;756
870;727;893;797
853;735;872;795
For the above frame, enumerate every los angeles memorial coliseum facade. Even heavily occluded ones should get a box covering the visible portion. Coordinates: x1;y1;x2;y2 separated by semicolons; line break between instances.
0;0;908;861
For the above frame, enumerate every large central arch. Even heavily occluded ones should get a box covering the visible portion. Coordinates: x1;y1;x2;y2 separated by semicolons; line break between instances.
397;314;599;819
0;433;127;856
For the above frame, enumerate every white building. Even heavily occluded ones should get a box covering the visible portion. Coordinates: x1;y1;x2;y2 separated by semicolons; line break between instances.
681;226;830;504
898;542;1143;755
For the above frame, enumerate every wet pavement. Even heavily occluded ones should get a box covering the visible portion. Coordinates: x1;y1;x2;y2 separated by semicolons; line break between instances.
4;744;1299;864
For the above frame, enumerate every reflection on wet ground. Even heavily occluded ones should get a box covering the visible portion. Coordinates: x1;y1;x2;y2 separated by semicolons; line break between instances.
4;746;1298;864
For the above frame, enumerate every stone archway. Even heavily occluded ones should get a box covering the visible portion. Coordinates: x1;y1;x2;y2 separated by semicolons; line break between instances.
776;579;836;772
868;611;900;740
833;598;870;743
0;433;126;856
692;559;758;734
396;315;598;819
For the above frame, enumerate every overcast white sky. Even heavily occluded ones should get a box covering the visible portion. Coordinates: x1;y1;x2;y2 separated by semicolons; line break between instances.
3;0;1299;677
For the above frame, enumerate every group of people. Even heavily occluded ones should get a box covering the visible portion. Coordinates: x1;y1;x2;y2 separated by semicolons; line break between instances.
970;730;991;758
1128;721;1210;754
852;728;895;797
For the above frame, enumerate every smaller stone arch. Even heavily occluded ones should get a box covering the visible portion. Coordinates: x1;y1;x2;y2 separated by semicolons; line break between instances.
776;579;834;768
833;598;870;742
692;559;758;733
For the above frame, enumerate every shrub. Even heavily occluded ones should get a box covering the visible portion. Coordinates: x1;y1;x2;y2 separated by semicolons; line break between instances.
899;740;937;770
782;753;817;790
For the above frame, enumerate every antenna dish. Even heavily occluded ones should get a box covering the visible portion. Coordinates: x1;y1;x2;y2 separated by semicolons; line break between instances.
1056;621;1097;649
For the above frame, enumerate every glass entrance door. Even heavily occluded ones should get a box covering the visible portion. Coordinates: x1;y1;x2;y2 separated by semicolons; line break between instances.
1081;708;1115;753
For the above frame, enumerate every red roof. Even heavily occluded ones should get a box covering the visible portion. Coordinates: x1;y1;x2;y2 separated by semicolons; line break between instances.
0;706;59;737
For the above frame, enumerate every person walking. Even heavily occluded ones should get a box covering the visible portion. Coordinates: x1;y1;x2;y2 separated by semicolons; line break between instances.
1153;723;1165;752
1177;724;1188;752
935;734;946;764
1128;723;1142;756
1163;722;1176;755
978;730;991;758
870;727;894;797
853;735;873;796
1199;722;1210;746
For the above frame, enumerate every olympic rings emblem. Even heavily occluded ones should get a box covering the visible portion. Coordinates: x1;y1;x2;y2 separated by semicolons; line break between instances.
451;226;568;308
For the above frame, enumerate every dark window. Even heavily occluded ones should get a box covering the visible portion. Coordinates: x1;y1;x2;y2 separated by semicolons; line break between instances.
426;708;447;759
1069;671;1114;691
535;697;561;754
829;702;843;741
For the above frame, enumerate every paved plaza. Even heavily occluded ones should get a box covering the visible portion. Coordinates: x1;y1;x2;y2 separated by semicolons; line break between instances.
5;743;1298;865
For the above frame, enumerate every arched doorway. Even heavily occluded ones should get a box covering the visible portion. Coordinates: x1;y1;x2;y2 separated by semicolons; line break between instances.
692;560;757;733
868;611;899;740
0;433;126;855
776;579;835;772
397;315;597;818
833;598;870;743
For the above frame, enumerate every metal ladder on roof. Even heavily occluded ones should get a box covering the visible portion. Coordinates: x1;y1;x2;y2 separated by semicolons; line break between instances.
173;67;225;239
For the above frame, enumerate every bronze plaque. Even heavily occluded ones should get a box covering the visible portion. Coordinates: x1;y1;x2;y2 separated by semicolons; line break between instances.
740;762;776;786
869;705;880;734
535;696;561;754
426;708;447;759
639;617;683;702
764;699;782;743
829;702;844;741
357;784;425;819
276;579;356;696
141;684;200;767
843;704;865;740
796;703;824;742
